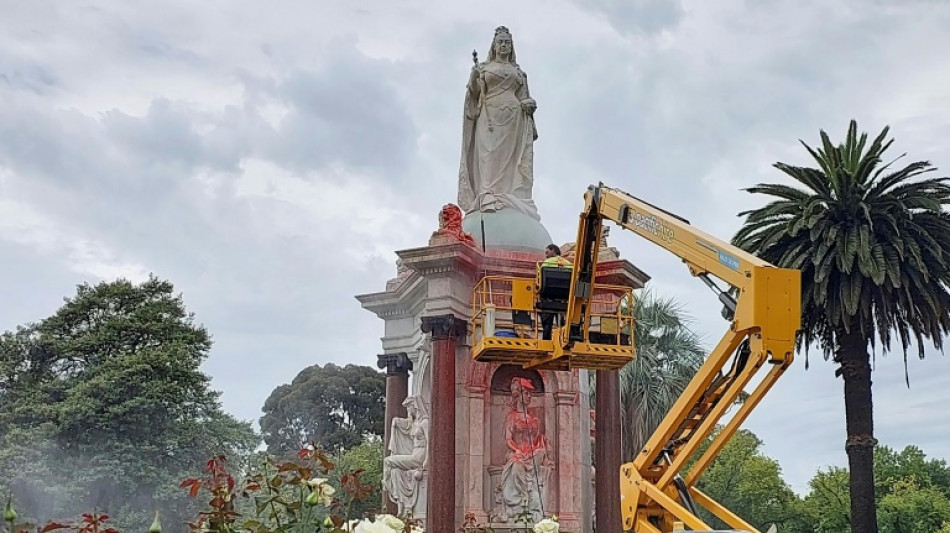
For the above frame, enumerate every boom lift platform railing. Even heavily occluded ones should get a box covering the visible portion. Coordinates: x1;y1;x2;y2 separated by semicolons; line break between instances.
470;269;635;371
470;183;801;533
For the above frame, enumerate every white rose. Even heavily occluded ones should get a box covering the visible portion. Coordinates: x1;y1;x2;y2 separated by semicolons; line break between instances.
304;478;337;506
317;482;336;505
306;477;328;488
533;518;559;533
354;519;375;533
355;520;395;533
377;515;406;531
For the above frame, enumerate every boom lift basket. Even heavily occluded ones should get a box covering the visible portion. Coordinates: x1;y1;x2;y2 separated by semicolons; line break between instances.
469;268;635;371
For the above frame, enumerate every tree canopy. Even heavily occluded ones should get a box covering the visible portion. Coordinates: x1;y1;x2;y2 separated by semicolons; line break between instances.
686;433;950;532
794;445;950;532
0;276;258;529
733;120;950;368
687;429;801;531
260;363;385;455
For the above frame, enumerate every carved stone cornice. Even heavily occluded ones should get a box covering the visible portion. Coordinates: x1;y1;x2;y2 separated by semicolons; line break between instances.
397;242;483;279
420;314;468;340
355;275;426;319
377;352;413;376
593;259;651;289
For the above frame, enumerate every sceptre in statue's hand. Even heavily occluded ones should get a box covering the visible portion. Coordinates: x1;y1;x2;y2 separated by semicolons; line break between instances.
470;49;486;121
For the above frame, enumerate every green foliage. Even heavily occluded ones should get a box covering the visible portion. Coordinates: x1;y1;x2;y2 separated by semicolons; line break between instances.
0;276;258;530
616;288;705;460
792;445;950;532
874;445;950;532
22;445;399;533
733;119;950;372
878;478;950;533
330;438;383;519
181;447;392;533
875;444;950;500
688;429;803;531
260;364;385;455
183;452;335;533
801;467;851;533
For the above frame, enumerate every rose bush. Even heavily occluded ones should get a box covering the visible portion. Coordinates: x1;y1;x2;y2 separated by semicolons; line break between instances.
1;445;411;533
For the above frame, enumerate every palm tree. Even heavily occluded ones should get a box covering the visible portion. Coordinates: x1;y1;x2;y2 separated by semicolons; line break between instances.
617;288;706;460
732;120;950;533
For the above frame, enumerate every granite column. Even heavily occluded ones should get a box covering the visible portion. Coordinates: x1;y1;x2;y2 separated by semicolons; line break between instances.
595;369;621;533
421;314;467;533
377;352;413;514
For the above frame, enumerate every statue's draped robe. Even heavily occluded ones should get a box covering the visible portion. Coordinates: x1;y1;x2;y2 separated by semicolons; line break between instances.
495;408;552;521
458;61;539;220
383;416;429;515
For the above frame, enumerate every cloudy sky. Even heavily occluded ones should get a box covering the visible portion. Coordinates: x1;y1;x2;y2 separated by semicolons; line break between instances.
2;0;950;493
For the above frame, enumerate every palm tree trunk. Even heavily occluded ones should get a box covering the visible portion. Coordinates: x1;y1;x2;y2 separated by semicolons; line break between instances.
837;329;878;533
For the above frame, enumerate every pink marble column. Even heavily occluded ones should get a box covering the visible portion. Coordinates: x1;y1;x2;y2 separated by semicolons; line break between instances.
595;370;621;533
377;352;413;514
421;314;467;533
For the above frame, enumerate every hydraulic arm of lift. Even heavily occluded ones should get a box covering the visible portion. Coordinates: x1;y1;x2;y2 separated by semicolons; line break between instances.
541;184;801;532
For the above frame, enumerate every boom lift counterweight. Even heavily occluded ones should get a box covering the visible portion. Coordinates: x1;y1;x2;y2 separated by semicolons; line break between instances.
469;183;801;532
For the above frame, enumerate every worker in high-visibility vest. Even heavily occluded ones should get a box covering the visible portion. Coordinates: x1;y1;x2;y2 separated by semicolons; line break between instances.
540;244;572;339
542;244;572;268
619;292;633;345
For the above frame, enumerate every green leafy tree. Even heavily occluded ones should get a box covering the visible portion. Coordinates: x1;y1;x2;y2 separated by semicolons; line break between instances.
732;120;950;532
878;477;950;533
686;429;804;531
618;288;705;460
0;276;258;529
794;445;950;532
801;467;852;533
260;363;385;455
331;437;383;518
875;444;950;500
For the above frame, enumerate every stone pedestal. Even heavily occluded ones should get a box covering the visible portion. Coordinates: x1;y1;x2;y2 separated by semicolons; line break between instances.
357;233;648;533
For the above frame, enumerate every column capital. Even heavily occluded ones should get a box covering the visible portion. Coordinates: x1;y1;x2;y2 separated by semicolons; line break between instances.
377;352;413;376
420;314;467;340
554;391;578;405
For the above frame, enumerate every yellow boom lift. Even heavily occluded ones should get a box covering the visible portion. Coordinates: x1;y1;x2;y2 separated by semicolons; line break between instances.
470;183;801;532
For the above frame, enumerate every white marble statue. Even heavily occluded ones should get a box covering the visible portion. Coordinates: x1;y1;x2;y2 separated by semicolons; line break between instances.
383;395;429;516
494;378;553;522
411;339;431;400
458;26;540;220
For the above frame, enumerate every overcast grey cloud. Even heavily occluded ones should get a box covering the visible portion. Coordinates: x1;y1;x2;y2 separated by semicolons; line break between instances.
2;0;950;494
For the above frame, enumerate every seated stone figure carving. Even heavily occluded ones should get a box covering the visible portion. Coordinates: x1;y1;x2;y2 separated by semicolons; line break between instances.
383;395;429;515
494;378;553;522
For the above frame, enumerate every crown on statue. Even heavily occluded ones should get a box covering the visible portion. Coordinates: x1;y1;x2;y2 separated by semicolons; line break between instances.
495;26;511;37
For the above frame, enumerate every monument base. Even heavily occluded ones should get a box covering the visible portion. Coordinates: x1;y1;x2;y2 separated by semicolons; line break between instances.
462;210;553;253
358;218;650;533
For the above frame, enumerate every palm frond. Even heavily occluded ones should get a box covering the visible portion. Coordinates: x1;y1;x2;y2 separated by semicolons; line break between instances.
733;119;950;384
616;288;705;460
